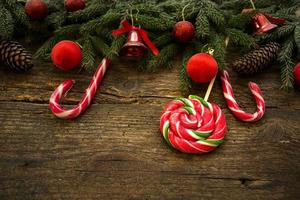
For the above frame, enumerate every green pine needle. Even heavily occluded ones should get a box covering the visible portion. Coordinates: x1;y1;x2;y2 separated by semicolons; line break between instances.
79;10;121;35
135;14;174;31
226;28;258;49
211;34;227;70
278;37;295;90
153;32;173;48
82;36;96;71
204;1;225;27
195;10;210;39
0;8;14;39
91;36;110;57
180;45;194;92
107;35;126;60
145;43;180;71
294;25;300;56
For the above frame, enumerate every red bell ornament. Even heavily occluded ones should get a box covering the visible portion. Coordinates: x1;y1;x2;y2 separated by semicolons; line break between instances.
252;13;277;34
120;30;148;58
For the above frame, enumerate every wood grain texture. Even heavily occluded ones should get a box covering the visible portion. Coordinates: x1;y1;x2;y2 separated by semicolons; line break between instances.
0;52;299;199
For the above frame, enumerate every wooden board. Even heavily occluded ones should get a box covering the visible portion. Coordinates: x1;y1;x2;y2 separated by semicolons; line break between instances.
0;53;299;199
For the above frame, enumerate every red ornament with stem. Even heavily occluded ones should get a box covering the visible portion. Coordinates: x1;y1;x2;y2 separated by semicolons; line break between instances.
173;4;195;43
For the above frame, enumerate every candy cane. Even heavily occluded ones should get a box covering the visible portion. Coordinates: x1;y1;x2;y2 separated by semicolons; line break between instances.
160;95;227;154
220;70;265;122
49;58;109;119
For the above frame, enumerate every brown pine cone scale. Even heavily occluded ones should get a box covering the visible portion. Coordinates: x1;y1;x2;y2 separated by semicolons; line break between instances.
232;42;281;75
0;40;33;72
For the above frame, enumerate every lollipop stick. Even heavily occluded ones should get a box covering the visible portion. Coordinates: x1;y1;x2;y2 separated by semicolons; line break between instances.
204;75;216;101
249;0;256;9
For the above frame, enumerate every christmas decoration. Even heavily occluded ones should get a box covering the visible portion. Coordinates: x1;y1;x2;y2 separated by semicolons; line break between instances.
120;30;148;58
49;58;109;119
252;13;277;35
160;52;229;154
51;40;83;71
294;62;300;88
220;70;265;122
0;40;33;72
65;0;85;12
112;20;159;57
0;0;29;39
25;0;48;20
173;3;195;43
173;21;195;43
241;7;285;35
187;52;218;83
232;42;281;75
32;0;300;91
160;95;227;154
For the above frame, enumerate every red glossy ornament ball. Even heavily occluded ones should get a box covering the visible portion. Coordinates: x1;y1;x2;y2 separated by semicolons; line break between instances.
187;53;218;83
173;21;195;43
293;62;300;88
51;40;83;71
25;0;48;20
65;0;86;12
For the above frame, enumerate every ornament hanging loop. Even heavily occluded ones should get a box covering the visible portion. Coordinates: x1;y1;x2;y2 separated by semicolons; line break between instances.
181;3;190;21
208;48;214;56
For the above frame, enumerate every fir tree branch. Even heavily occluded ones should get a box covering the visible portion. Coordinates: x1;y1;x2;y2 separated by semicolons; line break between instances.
210;34;227;70
0;7;14;39
79;10;122;35
226;28;257;49
145;43;180;71
12;4;29;27
82;36;96;71
277;24;296;39
135;14;174;31
67;3;108;23
278;37;295;90
34;24;80;59
91;36;110;56
34;37;60;59
153;32;173;48
294;25;300;57
106;35;126;60
203;0;225;27
195;9;210;39
180;45;194;92
46;11;67;29
227;12;256;31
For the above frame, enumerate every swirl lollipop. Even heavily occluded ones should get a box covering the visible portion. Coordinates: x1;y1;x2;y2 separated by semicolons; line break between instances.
160;95;227;154
160;50;227;154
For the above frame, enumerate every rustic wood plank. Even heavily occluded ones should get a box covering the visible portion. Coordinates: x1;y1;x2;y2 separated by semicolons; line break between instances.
0;102;299;199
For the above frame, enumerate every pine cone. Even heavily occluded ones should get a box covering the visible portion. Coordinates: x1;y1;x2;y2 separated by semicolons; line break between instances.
232;42;280;75
0;40;33;72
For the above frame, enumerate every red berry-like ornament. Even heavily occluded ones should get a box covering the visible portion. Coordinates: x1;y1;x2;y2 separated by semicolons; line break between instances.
65;0;86;12
187;53;218;83
173;21;195;43
51;40;83;71
293;62;300;89
25;0;48;20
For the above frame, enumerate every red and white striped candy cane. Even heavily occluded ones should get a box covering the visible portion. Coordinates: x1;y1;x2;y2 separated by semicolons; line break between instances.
49;58;109;119
160;95;227;154
220;70;265;122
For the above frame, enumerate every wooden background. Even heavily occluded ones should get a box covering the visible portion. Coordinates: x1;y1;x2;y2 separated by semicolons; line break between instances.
0;44;299;199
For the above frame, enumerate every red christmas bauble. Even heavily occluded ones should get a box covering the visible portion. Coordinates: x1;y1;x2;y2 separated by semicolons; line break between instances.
293;62;300;88
51;40;83;71
25;0;48;20
187;53;218;83
65;0;86;12
173;21;195;43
